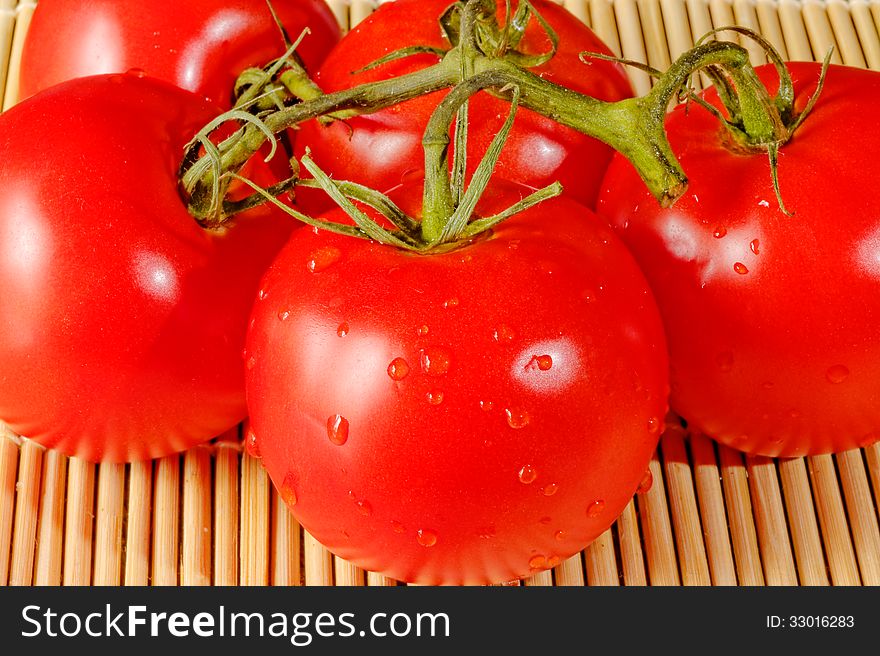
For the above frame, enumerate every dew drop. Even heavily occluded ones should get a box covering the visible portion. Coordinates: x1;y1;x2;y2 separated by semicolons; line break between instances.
637;469;654;495
327;415;350;446
508;239;521;250
518;464;538;484
277;309;291;321
246;356;256;370
733;262;749;275
547;555;561;568
713;227;727;238
479;400;495;412
280;472;298;507
307;246;342;273
245;428;260;459
356;500;372;516
420;347;451;376
505;407;531;429
258;288;268;301
417;529;438;547
417;324;429;337
493;324;516;343
750;238;761;255
443;297;460;309
587;499;606;518
542;483;559;496
479;526;496;539
387;357;410;381
528;555;547;569
526;354;553;371
425;390;444;405
554;530;566;541
336;322;349;337
647;416;661;434
826;364;850;384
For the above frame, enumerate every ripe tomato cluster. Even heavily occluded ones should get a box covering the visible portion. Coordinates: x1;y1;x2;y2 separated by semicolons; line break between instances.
0;0;877;585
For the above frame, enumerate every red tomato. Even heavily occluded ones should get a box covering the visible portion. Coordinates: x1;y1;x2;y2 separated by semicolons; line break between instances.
294;0;633;211
597;62;880;457
245;182;668;584
18;0;341;107
0;73;293;462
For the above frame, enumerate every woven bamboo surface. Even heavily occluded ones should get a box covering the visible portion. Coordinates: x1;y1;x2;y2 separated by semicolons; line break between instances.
2;0;880;587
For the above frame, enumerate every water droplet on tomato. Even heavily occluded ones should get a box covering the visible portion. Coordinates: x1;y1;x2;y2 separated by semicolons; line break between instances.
493;325;516;343
826;364;850;384
733;262;749;275
443;297;459;309
327;415;350;446
417;324;429;337
480;400;495;412
109;74;124;84
391;520;406;534
647;416;661;434
716;350;734;372
554;530;566;542
526;354;553;371
587;499;606;518
356;500;372;516
307;246;342;273
758;199;770;208
126;68;146;78
417;529;438;547
479;526;496;539
542;483;559;496
750;239;761;255
505;407;531;429
518;465;537;484
280;472;298;507
539;516;552;525
637;469;654;494
337;322;349;337
528;555;547;569
713;227;727;238
246;356;256;370
508;239;521;250
420;347;451;376
278;309;290;321
387;357;410;381
258;288;268;301
425;390;444;405
245;428;261;459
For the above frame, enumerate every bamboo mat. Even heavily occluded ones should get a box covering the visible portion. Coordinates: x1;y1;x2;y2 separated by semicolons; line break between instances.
2;0;880;587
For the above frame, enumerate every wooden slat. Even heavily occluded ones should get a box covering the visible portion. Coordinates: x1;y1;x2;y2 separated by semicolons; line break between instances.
1;1;33;110
808;454;861;585
851;0;880;68
616;499;647;585
0;429;21;585
836;450;880;585
271;487;301;586
690;434;737;585
62;457;95;586
777;458;829;585
747;455;798;585
303;530;334;585
584;528;619;585
33;449;65;586
92;462;125;585
181;445;212;586
150;455;180;586
638;456;681;585
240;452;270;586
9;439;42;585
718;445;765;585
124;461;152;586
213;433;240;586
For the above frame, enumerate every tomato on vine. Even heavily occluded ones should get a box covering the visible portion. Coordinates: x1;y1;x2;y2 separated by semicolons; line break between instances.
294;0;633;211
245;178;669;584
598;61;880;457
0;74;293;462
18;0;341;107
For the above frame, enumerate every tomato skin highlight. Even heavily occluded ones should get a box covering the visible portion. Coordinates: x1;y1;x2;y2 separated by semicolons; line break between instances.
0;74;293;462
597;62;880;457
245;184;668;585
18;0;341;107
294;0;633;211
